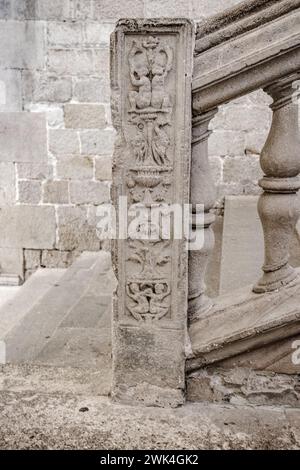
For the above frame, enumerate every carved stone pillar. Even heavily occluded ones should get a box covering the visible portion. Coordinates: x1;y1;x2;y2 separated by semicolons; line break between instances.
254;74;300;293
188;109;217;320
111;19;194;407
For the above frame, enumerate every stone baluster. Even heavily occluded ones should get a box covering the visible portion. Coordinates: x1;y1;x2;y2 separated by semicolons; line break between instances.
188;109;218;320
254;74;300;293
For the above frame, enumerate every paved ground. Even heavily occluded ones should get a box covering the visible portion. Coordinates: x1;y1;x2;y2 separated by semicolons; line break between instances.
0;365;299;450
0;286;21;310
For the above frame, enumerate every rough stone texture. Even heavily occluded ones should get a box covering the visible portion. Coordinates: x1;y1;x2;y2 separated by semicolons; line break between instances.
0;163;15;205
0;70;22;111
187;367;300;407
43;180;69;204
0;206;56;249
56;206;101;251
0;367;300;449
0;113;47;163
95;156;112;181
64;104;106;129
56;156;94;180
111;19;193;407
0;20;45;69
18;180;42;204
69;181;110;205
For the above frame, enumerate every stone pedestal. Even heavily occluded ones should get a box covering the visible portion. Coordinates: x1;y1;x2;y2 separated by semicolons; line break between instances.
110;19;194;407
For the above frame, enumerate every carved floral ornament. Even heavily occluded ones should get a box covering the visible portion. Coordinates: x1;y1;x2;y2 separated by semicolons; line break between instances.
123;36;176;322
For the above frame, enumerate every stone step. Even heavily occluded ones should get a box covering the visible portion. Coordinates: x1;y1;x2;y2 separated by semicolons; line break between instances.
0;268;66;342
2;251;114;365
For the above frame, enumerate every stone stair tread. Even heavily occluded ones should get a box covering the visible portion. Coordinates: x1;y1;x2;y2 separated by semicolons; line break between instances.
0;268;66;339
188;272;300;371
3;251;114;364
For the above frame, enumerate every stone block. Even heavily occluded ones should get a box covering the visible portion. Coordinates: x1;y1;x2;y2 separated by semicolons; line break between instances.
11;0;37;19
25;103;64;128
95;156;112;181
80;129;115;155
43;181;69;204
72;77;110;103
223;155;263;184
245;130;269;156
48;49;100;75
57;206;100;251
70;181;110;205
47;22;82;46
0;0;11;19
41;250;77;269
71;0;93;19
23;71;72;103
145;0;191;17
0;113;47;163
0;70;22;112
0;248;24;278
56;156;94;180
214;105;272;132
0;163;15;205
111;19;193;406
0;20;45;69
17;163;52;180
93;0;144;20
64;104;106;129
18;180;42;204
0;205;56;249
49;129;80;155
83;23;115;46
24;249;41;270
36;0;71;19
208;130;245;157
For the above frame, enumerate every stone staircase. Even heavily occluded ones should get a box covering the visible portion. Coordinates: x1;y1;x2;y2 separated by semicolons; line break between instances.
0;252;114;395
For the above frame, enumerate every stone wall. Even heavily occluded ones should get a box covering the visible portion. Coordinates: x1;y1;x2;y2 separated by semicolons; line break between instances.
0;0;272;279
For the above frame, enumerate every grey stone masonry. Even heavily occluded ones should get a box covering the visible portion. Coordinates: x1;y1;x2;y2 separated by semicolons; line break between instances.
111;19;194;407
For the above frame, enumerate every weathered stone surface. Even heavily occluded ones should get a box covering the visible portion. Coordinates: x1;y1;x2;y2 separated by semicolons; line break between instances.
84;23;115;46
0;163;15;205
208;130;245;157
64;104;106;129
48;49;107;75
41;250;77;269
95;156;112;181
69;181;110;205
37;0;71;20
73;77;110;103
80;129;115;155
23;71;72;103
220;196;264;294
24;250;41;270
0;206;56;249
187;367;300;407
56;206;100;251
0;20;45;69
188;274;300;372
0;113;47;163
0;373;299;449
111;19;193;406
0;248;24;278
0;70;22;112
47;21;82;46
18;180;42;205
145;0;192;17
56;156;93;180
43;180;69;204
17;163;52;180
49;129;80;155
93;0;144;20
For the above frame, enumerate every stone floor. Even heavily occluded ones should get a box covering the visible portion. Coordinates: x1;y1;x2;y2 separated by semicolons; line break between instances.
0;364;299;450
0;286;20;310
